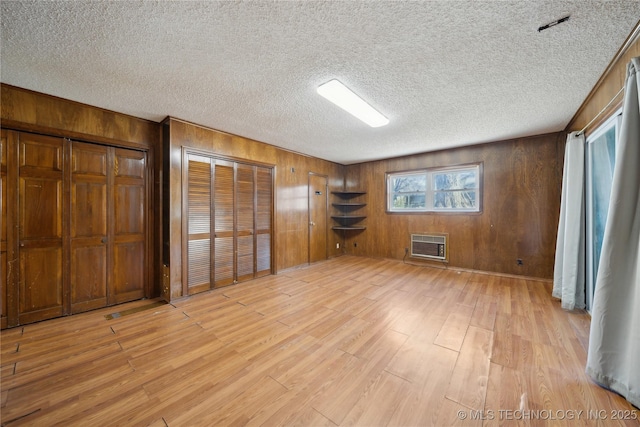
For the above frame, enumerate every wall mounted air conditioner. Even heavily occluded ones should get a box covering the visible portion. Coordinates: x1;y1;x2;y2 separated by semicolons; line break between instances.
411;234;448;261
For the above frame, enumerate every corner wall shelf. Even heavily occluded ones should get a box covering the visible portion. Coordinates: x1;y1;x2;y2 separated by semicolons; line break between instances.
331;191;367;231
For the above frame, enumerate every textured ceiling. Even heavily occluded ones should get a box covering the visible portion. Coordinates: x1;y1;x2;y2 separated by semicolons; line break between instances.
1;1;639;164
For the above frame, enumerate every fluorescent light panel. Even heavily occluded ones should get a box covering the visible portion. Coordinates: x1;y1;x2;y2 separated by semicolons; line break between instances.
317;79;389;127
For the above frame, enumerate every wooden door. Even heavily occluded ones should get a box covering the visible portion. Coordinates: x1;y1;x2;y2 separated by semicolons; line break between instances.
236;164;255;282
213;160;235;287
110;148;146;304
70;142;108;313
308;174;328;263
2;132;148;328
255;166;272;277
0;131;9;328
185;154;212;295
18;133;65;324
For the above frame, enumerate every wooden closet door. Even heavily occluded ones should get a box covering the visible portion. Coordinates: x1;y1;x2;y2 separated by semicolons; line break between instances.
236;164;255;282
213;160;234;287
255;166;272;277
70;142;108;313
110;148;146;304
186;155;212;295
17;133;65;324
0;131;9;328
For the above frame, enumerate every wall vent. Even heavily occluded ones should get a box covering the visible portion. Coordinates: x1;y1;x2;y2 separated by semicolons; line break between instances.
411;234;447;261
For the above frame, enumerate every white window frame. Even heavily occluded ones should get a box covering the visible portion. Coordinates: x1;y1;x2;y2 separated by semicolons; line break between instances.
387;163;482;213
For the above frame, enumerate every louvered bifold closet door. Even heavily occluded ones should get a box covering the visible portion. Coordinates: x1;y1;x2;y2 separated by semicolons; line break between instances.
255;166;272;277
236;164;255;282
186;155;212;294
213;160;235;287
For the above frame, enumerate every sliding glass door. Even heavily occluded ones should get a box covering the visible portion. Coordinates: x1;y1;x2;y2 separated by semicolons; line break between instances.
585;112;620;311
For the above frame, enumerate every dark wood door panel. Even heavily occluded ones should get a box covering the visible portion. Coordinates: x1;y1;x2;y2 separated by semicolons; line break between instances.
114;184;145;235
110;147;146;305
71;142;108;313
18;133;64;324
71;243;107;313
18;134;62;171
0;250;6;328
111;240;145;304
19;177;63;240
19;246;63;323
2;133;149;328
71;144;107;176
114;148;145;179
72;181;107;237
308;174;328;263
1;130;7;328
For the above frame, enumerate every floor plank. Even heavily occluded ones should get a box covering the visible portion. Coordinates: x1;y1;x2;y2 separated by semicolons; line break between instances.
1;255;637;426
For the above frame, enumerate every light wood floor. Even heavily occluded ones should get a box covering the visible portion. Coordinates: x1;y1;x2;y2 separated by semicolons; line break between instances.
1;256;638;426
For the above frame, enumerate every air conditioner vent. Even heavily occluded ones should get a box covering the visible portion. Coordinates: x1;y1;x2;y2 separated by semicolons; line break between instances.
411;234;447;261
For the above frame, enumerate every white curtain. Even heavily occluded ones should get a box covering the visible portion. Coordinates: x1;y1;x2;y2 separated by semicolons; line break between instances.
587;57;640;408
552;132;585;310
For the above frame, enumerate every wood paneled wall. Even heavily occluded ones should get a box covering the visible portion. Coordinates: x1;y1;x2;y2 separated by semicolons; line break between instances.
164;118;344;300
1;85;158;149
341;133;565;279
0;84;161;299
567;28;639;133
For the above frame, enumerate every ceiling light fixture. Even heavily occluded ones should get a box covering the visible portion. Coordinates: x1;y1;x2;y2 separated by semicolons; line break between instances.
317;79;389;127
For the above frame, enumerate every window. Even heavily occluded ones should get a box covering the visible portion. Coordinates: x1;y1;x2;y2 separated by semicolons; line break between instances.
585;111;620;311
387;164;481;213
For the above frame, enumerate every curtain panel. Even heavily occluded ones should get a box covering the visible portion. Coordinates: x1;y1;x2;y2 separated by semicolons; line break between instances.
552;132;586;310
587;57;640;408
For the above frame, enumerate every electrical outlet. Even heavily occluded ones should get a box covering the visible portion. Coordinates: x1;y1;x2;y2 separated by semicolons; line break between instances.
404;247;409;254
336;243;340;249
517;258;524;266
354;242;358;247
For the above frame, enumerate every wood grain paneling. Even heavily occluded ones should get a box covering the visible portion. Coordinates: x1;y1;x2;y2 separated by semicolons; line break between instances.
343;133;564;279
1;84;158;149
567;31;639;134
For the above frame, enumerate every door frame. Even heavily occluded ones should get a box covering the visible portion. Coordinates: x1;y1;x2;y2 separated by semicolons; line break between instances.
308;172;328;264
